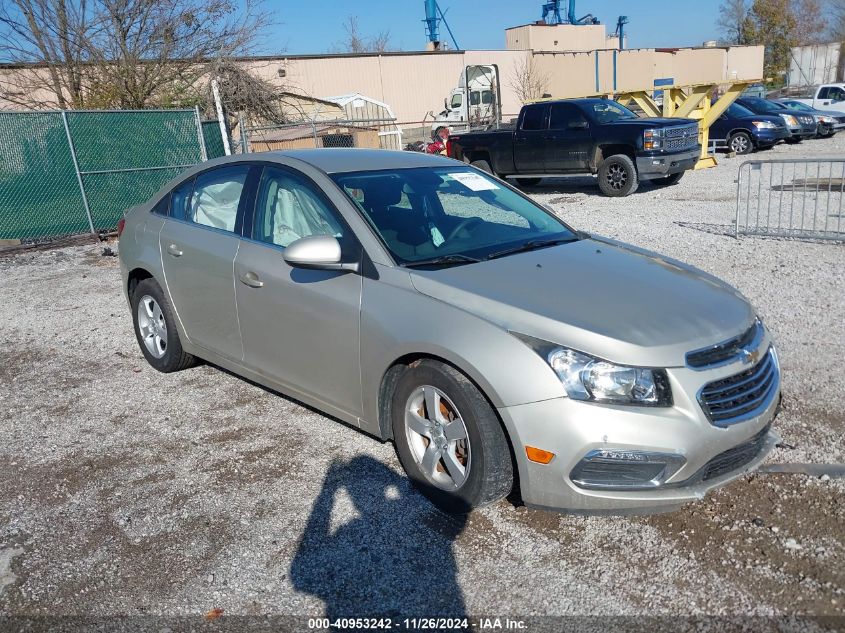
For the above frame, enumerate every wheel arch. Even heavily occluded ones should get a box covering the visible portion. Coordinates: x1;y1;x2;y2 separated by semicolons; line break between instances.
376;351;523;501
598;144;636;163
127;267;155;298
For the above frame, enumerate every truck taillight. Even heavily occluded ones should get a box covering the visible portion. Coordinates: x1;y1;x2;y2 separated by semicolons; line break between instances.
116;217;126;238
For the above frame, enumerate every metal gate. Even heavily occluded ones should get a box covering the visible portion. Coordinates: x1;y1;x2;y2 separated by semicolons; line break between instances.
736;158;845;241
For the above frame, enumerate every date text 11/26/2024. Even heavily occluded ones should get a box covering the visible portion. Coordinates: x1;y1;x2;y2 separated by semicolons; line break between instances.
307;617;528;630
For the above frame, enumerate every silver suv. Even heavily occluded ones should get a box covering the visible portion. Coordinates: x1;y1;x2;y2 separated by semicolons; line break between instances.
118;149;780;514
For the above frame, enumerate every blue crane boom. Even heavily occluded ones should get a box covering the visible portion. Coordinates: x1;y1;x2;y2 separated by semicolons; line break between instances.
423;0;460;50
541;1;598;25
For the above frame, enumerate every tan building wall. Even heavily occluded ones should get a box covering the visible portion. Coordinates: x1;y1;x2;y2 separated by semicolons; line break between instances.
1;46;763;122
506;24;619;52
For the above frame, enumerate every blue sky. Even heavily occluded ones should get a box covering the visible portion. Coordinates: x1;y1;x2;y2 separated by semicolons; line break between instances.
259;1;723;55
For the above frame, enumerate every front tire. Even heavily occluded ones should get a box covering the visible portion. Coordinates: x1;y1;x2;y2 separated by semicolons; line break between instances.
597;154;638;197
728;131;753;155
391;360;513;513
131;278;196;373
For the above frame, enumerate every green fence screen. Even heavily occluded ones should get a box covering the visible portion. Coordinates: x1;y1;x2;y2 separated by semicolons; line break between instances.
0;109;207;241
202;121;227;159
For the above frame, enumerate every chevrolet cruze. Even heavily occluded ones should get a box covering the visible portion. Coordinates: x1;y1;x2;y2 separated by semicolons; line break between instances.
118;149;780;514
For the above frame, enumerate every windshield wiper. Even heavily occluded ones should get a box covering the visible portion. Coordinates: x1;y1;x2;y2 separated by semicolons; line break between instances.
402;253;482;268
486;236;579;261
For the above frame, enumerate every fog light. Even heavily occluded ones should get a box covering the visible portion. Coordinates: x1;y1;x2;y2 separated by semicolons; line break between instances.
570;449;685;490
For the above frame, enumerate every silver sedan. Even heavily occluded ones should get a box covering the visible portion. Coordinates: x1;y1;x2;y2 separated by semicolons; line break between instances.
118;149;780;514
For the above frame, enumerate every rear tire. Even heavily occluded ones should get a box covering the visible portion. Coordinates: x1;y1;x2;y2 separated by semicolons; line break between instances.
597;154;638;197
470;159;493;175
131;278;196;373
391;360;513;514
728;131;753;155
515;178;542;187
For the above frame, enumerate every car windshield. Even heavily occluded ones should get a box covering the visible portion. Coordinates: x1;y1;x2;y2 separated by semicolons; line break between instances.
727;103;755;117
743;98;783;114
332;167;577;266
587;100;638;123
783;101;812;111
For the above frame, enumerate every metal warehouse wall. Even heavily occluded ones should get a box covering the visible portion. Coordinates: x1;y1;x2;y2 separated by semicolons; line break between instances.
0;46;763;124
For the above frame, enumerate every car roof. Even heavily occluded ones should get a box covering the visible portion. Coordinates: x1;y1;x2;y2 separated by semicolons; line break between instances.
259;148;461;174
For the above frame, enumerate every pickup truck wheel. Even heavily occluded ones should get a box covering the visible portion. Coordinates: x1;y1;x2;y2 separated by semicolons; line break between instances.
391;360;513;514
516;178;542;187
728;132;753;155
597;154;638;197
652;172;684;187
470;159;493;175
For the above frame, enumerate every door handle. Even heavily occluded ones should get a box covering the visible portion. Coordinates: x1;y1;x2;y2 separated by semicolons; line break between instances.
239;271;264;288
166;244;183;257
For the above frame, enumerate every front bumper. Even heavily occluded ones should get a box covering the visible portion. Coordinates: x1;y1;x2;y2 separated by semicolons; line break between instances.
754;127;790;146
786;123;818;139
498;340;781;514
636;146;700;180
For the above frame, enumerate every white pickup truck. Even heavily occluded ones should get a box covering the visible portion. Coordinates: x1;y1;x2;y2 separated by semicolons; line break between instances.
792;84;845;113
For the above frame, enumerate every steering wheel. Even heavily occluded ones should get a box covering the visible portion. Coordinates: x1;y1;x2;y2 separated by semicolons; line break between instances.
445;217;483;242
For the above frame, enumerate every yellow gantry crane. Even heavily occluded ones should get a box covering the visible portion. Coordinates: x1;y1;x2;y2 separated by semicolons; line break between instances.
613;81;758;169
534;80;760;170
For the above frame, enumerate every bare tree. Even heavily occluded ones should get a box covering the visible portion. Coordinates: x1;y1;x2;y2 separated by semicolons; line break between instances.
331;15;391;53
791;0;827;45
509;57;549;104
203;59;291;125
716;0;751;44
0;0;274;110
0;0;97;108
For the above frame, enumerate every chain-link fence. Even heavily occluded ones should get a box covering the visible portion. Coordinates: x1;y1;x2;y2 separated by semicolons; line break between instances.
243;118;402;153
0;108;206;243
736;158;845;241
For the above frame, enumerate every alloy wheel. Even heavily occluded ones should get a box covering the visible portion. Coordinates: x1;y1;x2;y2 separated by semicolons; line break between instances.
606;163;628;190
137;295;167;359
404;385;471;490
731;135;749;153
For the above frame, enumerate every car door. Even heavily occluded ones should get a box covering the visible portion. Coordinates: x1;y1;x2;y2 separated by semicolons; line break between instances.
545;103;592;172
159;164;251;362
234;164;363;417
513;103;548;173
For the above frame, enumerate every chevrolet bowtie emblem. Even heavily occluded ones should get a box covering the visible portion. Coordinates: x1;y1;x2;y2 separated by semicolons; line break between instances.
740;348;760;365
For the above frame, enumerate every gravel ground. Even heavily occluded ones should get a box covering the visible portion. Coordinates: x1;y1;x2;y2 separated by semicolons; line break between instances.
0;136;843;629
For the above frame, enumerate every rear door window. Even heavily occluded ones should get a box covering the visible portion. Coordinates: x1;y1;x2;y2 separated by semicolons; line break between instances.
521;105;547;131
187;165;250;233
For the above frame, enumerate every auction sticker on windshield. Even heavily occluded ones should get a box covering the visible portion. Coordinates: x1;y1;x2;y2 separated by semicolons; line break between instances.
449;172;498;191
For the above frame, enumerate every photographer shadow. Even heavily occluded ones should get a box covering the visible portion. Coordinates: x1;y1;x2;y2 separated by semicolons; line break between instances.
290;455;468;620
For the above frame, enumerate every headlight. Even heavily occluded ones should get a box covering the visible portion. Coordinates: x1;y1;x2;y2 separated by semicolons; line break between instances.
512;333;672;406
643;128;663;150
781;114;797;126
819;115;834;123
752;120;777;129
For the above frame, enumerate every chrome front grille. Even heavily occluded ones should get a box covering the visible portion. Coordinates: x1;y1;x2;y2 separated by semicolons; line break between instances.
699;347;778;426
797;114;815;125
663;124;698;150
686;320;762;368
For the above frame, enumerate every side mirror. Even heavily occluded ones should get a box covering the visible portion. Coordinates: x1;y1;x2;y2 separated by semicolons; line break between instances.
568;120;589;130
283;235;359;273
444;98;449;110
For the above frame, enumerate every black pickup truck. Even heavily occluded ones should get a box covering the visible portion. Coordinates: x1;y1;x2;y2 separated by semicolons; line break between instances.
446;98;701;197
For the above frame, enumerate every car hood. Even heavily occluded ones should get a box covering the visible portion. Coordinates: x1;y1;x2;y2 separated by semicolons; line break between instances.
734;114;785;125
605;117;696;128
408;237;755;368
